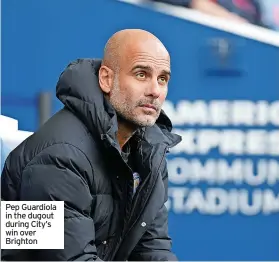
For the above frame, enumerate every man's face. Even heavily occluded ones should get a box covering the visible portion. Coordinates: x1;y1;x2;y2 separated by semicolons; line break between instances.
109;43;171;127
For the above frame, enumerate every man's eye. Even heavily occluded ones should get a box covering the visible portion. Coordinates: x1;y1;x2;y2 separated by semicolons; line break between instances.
158;76;167;83
136;72;146;79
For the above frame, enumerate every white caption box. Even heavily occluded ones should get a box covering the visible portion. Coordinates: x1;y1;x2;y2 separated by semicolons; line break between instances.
1;201;64;249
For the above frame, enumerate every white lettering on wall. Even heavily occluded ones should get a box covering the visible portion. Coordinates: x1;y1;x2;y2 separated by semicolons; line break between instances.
167;158;279;186
163;100;279;126
170;129;279;155
231;101;255;125
167;188;279;215
163;99;279;216
209;100;230;125
269;131;279;155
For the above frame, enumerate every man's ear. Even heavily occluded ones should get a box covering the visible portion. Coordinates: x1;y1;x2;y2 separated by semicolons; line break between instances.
99;65;114;94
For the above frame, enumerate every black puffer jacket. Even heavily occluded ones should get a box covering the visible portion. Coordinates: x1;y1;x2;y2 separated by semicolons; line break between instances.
1;59;181;261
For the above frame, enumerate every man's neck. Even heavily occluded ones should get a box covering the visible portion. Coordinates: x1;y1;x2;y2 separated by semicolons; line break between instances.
117;119;137;150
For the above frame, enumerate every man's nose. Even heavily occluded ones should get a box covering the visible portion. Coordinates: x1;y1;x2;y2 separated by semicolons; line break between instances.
145;79;161;98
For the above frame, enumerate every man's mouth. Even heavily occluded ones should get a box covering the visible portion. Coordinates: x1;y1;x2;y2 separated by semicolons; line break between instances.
140;104;157;111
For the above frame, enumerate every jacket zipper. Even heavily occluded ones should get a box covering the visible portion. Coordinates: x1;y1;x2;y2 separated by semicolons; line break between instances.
126;145;168;233
112;146;168;259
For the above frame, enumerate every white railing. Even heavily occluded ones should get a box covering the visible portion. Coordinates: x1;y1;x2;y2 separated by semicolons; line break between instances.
0;115;33;171
118;0;279;47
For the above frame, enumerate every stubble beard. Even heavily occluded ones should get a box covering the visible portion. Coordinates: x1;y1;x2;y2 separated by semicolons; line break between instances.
109;77;160;127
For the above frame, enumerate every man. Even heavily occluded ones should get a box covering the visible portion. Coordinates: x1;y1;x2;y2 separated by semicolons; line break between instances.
1;29;181;261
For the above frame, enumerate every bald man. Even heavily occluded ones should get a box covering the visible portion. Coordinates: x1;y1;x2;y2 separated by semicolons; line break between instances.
1;29;181;261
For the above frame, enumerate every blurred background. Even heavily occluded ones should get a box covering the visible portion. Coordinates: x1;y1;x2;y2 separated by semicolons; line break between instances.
1;0;279;260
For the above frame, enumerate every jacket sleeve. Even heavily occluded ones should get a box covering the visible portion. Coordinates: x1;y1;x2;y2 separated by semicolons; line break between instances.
128;160;177;261
1;143;102;261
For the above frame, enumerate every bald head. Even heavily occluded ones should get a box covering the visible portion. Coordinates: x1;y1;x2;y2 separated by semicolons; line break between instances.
99;29;171;129
102;29;170;71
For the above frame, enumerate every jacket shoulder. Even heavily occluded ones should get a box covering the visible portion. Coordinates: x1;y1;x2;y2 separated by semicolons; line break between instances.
1;108;96;199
